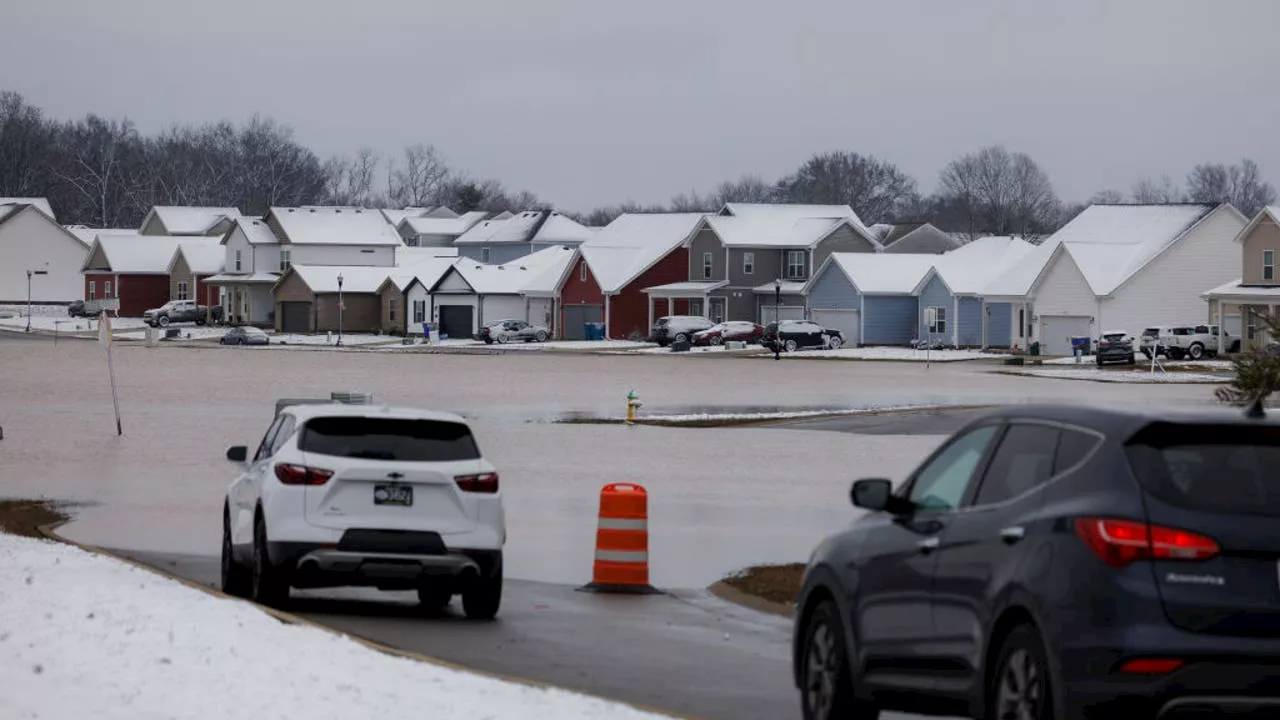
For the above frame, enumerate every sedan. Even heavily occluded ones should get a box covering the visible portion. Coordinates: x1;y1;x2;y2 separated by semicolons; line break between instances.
762;320;844;352
479;319;549;344
220;327;270;346
692;321;764;346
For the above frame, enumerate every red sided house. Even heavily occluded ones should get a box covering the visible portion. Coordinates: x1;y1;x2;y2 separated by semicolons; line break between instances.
557;213;704;340
81;233;183;316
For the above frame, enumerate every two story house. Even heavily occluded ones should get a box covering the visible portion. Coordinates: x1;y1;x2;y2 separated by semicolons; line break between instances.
1204;205;1280;352
643;204;881;324
453;210;594;265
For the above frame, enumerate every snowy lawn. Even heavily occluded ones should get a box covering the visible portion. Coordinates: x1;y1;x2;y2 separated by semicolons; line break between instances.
0;303;68;318
268;333;401;347
768;346;1009;362
630;344;765;356
0;314;149;335
0;533;672;720
114;327;228;342
997;367;1229;384
1041;356;1235;371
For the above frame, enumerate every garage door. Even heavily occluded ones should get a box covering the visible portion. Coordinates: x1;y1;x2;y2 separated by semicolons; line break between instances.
438;305;474;340
562;305;603;341
760;306;806;325
811;309;860;346
1038;316;1091;355
279;302;311;333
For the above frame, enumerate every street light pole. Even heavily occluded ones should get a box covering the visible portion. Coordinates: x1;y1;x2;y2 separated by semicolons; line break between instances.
773;278;781;361
336;273;344;347
25;268;48;333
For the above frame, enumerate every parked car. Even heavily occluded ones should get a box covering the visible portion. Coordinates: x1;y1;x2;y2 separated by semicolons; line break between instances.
1095;329;1136;365
221;402;505;619
649;315;715;347
220;326;270;346
1194;324;1239;356
144;299;223;327
66;300;92;318
794;403;1280;720
762;320;844;352
479;319;549;344
692;321;764;346
1140;325;1233;361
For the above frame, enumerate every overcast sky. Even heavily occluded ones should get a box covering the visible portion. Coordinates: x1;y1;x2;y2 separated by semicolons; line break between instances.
5;0;1278;212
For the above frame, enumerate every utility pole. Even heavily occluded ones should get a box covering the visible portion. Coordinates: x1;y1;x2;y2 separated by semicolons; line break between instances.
336;273;345;347
26;268;48;333
773;279;781;361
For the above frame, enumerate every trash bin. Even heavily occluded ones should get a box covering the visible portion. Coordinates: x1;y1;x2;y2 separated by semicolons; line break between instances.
422;323;431;343
1029;341;1041;357
1070;336;1091;356
584;322;604;341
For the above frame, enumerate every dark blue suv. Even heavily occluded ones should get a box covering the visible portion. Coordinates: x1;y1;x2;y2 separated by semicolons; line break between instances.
793;403;1280;720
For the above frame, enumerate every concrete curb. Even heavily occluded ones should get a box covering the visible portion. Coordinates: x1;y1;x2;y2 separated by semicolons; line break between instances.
706;581;795;619
34;521;698;720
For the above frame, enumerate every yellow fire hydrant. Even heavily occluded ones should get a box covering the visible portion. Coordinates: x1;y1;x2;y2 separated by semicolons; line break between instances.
626;389;643;422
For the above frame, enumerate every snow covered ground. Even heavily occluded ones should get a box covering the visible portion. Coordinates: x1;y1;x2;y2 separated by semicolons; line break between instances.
999;367;1229;384
629;344;764;356
0;533;670;720
268;333;400;347
0;314;149;334
773;346;1009;362
1041;355;1234;371
0;303;67;318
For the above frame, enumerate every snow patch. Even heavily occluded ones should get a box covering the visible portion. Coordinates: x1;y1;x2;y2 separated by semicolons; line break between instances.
1000;368;1228;384
773;347;1008;362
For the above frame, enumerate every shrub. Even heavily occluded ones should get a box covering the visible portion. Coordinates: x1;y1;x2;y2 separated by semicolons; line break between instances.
1216;311;1280;406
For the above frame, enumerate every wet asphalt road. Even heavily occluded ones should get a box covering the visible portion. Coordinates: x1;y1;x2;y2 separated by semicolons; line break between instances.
776;405;993;436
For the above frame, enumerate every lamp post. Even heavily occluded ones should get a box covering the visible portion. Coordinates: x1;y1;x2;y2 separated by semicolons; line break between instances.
773;278;782;361
336;273;345;347
26;268;48;333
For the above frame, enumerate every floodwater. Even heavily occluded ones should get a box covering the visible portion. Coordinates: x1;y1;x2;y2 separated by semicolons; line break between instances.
0;336;1217;587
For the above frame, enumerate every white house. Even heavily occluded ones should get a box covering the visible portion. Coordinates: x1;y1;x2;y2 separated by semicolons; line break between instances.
204;217;280;325
267;206;404;267
429;245;577;339
397;211;489;247
379;256;461;335
982;203;1248;354
0;201;90;303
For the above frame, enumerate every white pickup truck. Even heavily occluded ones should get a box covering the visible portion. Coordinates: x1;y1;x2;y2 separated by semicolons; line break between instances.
1138;324;1236;361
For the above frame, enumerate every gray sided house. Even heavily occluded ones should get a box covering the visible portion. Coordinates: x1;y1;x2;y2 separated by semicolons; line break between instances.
805;254;936;346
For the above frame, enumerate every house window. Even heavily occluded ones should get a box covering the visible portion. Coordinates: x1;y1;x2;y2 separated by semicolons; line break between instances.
927;306;947;334
176;281;189;301
406;237;420;248
1018;308;1025;338
702;252;713;280
235;250;242;272
786;250;805;280
279;250;291;272
482;247;491;263
743;252;755;275
413;300;426;324
104;281;112;298
1265;250;1275;281
1247;309;1257;340
88;280;96;299
580;261;587;282
389;299;397;322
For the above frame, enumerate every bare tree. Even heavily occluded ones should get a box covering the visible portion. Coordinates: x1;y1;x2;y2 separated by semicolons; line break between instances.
776;151;920;223
0;92;55;199
1187;159;1277;216
388;143;450;207
1130;174;1184;204
938;145;1062;238
321;147;379;207
669;191;713;212
711;175;775;205
1089;189;1126;204
51;115;144;227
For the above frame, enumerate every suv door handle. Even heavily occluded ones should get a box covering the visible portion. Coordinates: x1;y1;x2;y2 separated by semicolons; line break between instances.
917;537;940;553
1000;526;1026;544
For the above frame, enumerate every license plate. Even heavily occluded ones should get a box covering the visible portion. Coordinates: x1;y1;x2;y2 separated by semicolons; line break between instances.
373;484;413;507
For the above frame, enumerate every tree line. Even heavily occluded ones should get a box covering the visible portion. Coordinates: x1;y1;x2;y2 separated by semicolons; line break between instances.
0;90;1274;235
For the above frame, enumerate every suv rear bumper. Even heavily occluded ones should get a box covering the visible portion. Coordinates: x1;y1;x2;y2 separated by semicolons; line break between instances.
1063;662;1280;718
268;534;501;590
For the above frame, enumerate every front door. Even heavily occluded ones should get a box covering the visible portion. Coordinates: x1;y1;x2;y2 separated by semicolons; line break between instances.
855;423;1002;691
708;297;726;324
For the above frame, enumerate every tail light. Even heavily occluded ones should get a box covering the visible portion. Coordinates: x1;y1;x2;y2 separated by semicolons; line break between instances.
1099;341;1111;349
1117;658;1184;675
1074;517;1219;568
274;463;334;485
455;472;499;494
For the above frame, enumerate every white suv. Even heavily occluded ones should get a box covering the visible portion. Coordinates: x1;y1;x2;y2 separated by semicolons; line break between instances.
220;402;505;619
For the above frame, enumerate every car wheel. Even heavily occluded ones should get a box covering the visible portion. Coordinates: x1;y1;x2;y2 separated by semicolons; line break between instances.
535;330;548;342
157;315;170;327
710;335;723;346
988;624;1056;720
1127;354;1136;365
220;507;251;598
801;601;877;720
462;564;503;620
1141;350;1152;360
417;585;453;615
1188;343;1204;360
1167;348;1185;360
251;513;289;608
496;333;508;344
657;340;668;348
1096;357;1104;367
827;336;844;350
483;337;493;344
675;332;689;344
784;339;798;353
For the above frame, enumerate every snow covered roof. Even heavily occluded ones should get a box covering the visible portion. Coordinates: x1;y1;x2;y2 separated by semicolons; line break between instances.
382;256;460;293
642;280;728;295
0;197;55;220
144;206;241;235
520;247;580;297
927;236;1035;295
380;207;446;225
821;253;936;295
720;203;857;220
983;204;1219;298
1203;278;1280;299
203;272;279;285
753;280;807;294
268;207;404;246
453;210;593;246
65;227;135;247
534;212;596;244
453;216;520;245
400;211;489;237
701;215;875;250
448;245;578;295
84;234;183;274
169;238;226;275
285;265;395;294
396;246;458;265
579;213;704;293
228;216;278;245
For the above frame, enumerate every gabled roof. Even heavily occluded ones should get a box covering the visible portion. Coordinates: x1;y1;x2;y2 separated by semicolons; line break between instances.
533;212;596;244
66;226;137;247
400;211;489;237
813;253;936;295
0;203;88;249
1233;205;1280;242
579;213;705;293
281;265;394;294
267;206;404;246
380;255;459;294
522;248;581;297
167;238;226;275
0;197;55;220
922;236;1035;295
83;233;183;274
440;245;578;295
225;216;277;245
880;223;963;254
982;204;1225;298
712;203;878;248
719;203;857;220
380;207;447;225
452;210;593;246
142;206;240;235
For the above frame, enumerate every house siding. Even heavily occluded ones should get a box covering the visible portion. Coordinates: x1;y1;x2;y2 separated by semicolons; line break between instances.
812;224;877;271
379;285;407;334
0;206;89;302
986;302;1013;347
1103;205;1247;336
1241;215;1280;286
170;255;193;300
807;264;861;310
611;247;688;340
107;274;170;316
560;255;604;337
140;215;167;236
287;244;395;267
458;245;528;265
316;294;378;333
687;226;725;282
917;274;954;341
273;272;316;332
1031;250;1098;339
957;296;983;346
862;296;918;345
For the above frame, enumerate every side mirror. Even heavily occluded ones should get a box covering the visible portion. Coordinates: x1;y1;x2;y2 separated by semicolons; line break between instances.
226;445;248;463
850;478;913;515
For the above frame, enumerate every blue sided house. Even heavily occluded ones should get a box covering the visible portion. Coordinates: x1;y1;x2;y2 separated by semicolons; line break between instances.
916;236;1035;348
805;253;937;346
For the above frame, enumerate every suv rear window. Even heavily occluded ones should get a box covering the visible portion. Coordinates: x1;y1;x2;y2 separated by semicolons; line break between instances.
300;417;481;462
1126;423;1280;516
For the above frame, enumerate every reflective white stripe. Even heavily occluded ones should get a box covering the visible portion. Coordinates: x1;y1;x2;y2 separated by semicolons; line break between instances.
598;517;648;531
595;549;648;563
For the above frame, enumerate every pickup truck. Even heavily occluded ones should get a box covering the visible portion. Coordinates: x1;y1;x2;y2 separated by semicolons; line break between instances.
1138;324;1236;361
143;300;223;327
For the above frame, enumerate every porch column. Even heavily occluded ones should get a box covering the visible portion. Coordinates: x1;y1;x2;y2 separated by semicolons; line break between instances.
981;300;988;350
952;296;959;347
604;295;611;339
647;294;654;331
1271;304;1277;345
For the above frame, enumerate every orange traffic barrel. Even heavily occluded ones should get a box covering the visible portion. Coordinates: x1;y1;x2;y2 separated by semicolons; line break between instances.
580;483;660;594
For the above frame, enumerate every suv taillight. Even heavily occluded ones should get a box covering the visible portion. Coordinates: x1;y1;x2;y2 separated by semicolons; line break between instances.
455;472;499;493
274;463;334;485
1074;517;1219;567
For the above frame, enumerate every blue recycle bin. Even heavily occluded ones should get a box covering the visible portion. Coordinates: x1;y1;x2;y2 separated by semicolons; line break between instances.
1070;336;1091;356
584;322;604;341
422;323;431;342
